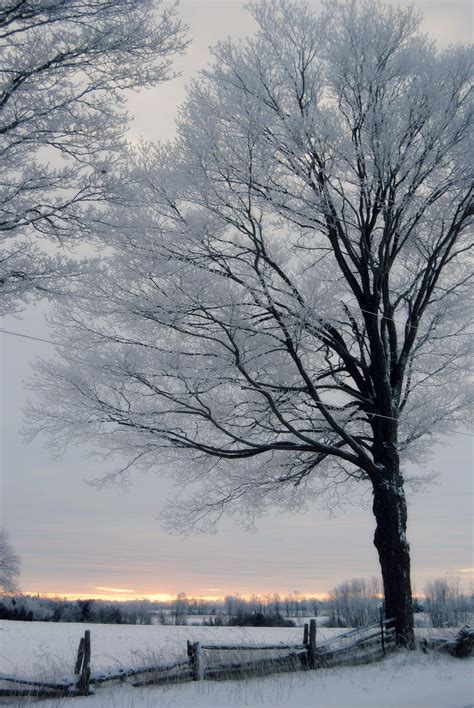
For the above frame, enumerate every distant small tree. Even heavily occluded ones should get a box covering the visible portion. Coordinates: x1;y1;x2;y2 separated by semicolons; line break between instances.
77;599;95;622
157;609;168;625
172;592;188;625
224;594;245;623
424;577;473;628
327;577;382;627
272;593;282;616
291;591;304;618
103;604;123;624
0;529;20;592
52;606;63;623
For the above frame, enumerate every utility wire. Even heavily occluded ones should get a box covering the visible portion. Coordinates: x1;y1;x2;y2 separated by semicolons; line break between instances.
1;326;473;437
0;327;61;347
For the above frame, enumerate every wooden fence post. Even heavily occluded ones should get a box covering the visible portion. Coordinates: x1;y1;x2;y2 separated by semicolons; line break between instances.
308;619;317;669
194;642;204;681
188;641;204;681
74;637;85;676
303;623;309;646
76;630;91;695
187;640;193;677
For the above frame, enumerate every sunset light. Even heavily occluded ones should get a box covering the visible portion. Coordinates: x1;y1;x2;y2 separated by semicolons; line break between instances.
23;588;330;603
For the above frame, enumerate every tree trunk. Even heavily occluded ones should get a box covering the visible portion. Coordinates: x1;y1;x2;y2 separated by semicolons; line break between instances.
372;472;415;649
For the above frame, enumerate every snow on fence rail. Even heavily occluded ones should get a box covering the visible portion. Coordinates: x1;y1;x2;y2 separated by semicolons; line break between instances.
419;625;474;658
314;613;398;667
0;628;91;699
0;618;389;698
3;617;470;700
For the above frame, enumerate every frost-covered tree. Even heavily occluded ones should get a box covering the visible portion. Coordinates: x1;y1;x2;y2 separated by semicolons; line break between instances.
328;577;382;627
172;592;189;625
424;577;473;628
0;528;21;591
27;0;473;647
0;0;187;314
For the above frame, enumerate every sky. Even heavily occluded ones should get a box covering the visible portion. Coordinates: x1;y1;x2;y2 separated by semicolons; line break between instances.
0;0;473;603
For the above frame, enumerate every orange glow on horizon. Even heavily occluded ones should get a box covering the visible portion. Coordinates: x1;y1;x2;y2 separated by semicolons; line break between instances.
22;589;329;603
24;591;177;603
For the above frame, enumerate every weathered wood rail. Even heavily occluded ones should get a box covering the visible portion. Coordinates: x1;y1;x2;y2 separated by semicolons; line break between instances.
315;615;397;668
2;618;469;699
0;628;93;699
419;625;474;657
181;617;318;679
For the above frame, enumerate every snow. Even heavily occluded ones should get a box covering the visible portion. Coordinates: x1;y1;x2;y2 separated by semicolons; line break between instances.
0;621;327;675
0;621;472;707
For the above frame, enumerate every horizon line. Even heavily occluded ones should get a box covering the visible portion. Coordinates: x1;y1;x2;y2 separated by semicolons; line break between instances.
14;590;330;603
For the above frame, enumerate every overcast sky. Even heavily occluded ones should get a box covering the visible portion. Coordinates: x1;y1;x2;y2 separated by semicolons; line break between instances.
1;0;472;602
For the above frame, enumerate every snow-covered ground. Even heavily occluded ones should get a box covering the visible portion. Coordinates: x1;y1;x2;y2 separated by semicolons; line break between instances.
0;621;472;707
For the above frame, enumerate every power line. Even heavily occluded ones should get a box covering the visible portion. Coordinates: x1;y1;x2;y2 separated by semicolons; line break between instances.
0;327;60;347
1;325;473;437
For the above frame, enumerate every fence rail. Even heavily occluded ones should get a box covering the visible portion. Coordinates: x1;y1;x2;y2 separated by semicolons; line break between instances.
199;643;308;651
320;627;396;655
4;616;469;699
204;651;306;680
0;617;390;698
0;675;73;690
317;616;395;651
91;657;191;684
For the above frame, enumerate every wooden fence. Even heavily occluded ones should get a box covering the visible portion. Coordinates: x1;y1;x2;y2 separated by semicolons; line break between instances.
0;628;92;699
0;615;416;700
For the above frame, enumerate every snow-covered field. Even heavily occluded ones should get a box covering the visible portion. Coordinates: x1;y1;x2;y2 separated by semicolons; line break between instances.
0;621;472;707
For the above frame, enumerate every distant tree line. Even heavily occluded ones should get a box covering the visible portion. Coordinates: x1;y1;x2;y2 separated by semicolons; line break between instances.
1;577;471;628
0;596;155;625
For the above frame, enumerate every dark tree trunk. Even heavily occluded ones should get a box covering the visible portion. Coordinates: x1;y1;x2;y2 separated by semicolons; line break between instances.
372;465;415;648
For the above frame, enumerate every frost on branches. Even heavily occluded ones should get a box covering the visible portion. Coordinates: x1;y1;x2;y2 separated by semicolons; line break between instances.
0;0;187;314
27;0;473;646
0;528;20;592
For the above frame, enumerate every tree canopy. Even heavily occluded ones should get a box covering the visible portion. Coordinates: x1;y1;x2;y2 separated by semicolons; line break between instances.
27;0;473;645
0;0;187;314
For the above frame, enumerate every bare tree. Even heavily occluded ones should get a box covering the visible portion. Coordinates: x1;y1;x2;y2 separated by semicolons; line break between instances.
0;0;187;314
172;592;188;625
424;577;473;628
328;577;382;627
0;529;20;592
27;0;472;647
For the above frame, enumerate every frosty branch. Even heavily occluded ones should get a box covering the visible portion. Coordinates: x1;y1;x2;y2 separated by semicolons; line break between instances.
0;0;188;314
27;0;473;647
